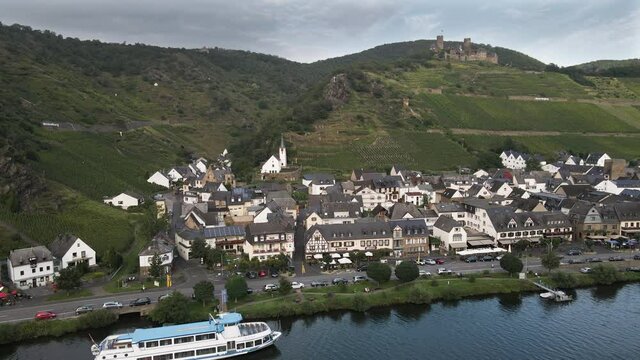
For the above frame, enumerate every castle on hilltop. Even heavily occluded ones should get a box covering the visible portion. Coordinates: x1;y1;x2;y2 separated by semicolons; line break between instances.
431;35;498;64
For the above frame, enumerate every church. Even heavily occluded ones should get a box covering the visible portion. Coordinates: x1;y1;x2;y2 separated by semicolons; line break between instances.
260;135;287;175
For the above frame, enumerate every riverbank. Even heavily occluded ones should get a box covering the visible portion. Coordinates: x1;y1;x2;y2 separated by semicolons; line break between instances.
2;271;639;346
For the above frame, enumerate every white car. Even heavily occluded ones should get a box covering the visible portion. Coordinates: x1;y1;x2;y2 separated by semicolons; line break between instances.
353;275;367;283
419;270;432;277
264;283;279;292
437;268;452;275
424;259;437;265
291;282;305;289
579;267;592;274
416;259;426;266
102;301;123;309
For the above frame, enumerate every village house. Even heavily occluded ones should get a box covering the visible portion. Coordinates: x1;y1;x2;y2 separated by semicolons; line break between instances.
184;207;223;229
614;202;640;238
147;171;171;188
7;246;55;289
244;222;294;261
500;150;530;170
304;202;362;230
204;225;246;253
355;186;385;211
304;221;393;259
103;192;144;210
49;234;96;271
595;179;640;195
433;216;468;254
389;219;431;258
569;202;620;240
585;152;611;167
167;166;195;183
138;233;174;277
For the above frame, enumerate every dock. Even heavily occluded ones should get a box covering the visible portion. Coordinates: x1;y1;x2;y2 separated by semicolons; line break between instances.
530;280;573;302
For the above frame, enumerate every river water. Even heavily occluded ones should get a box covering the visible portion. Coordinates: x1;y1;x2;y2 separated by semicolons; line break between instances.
4;284;640;360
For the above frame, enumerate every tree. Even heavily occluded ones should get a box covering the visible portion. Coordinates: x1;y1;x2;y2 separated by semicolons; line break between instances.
148;254;163;278
513;240;530;254
395;261;419;282
150;291;190;324
499;253;523;276
193;281;215;307
541;251;561;273
526;157;541;171
585;239;595;252
56;267;82;292
225;276;248;302
191;238;208;260
367;262;391;284
278;277;292;295
591;264;620;285
103;247;123;270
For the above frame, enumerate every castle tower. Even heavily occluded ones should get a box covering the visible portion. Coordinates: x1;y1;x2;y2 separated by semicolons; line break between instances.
436;35;444;51
463;38;472;55
279;134;287;168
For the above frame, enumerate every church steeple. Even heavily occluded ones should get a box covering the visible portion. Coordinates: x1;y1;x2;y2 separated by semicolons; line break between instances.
278;134;287;168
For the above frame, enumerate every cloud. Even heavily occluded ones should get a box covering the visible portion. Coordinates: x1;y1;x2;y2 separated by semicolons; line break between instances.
0;0;637;65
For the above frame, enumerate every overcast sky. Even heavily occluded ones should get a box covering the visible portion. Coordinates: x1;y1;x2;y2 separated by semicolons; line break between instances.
1;0;638;65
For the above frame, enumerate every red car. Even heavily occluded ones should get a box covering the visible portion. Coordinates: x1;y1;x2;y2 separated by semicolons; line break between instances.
435;258;446;265
35;311;57;320
258;270;267;278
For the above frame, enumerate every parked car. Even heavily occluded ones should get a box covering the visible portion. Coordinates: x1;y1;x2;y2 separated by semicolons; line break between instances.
291;282;305;289
465;256;478;263
332;277;348;285
437;268;452;275
270;271;280;278
609;256;625;262
258;270;267;278
35;311;56;320
158;293;172;302
435;258;446;265
415;259;426;266
625;267;640;272
263;284;279;292
356;264;368;272
579;267;592;274
424;258;437;265
129;297;151;307
75;305;94;315
634;254;640;260
567;249;582;256
311;281;329;287
481;255;494;262
495;255;504;261
419;270;432;277
586;257;603;263
353;275;367;283
246;288;254;294
102;301;123;309
568;259;585;264
246;271;258;279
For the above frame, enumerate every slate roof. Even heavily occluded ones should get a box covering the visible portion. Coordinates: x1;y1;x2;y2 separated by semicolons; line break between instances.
389;203;425;220
203;226;246;238
486;208;571;232
306;221;392;245
507;198;543;212
303;173;335;183
433;216;463;232
434;202;465;214
245;222;293;244
49;234;80;258
139;233;174;256
9;246;53;266
442;188;462;199
555;184;592;198
389;219;429;236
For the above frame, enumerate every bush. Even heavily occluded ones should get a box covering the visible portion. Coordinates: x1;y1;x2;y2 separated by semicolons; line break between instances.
366;262;391;283
352;293;371;312
278;277;292;295
550;272;577;288
395;261;419;282
591;265;621;285
500;253;523;276
430;279;439;287
225;276;248;302
408;286;432;304
467;275;477;283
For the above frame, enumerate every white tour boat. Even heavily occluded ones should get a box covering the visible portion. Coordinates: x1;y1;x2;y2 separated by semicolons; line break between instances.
91;312;281;360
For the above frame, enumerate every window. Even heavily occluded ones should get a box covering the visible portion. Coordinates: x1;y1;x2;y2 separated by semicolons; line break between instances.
196;333;216;341
153;355;173;360
46;266;50;271
39;267;43;272
137;357;152;360
246;341;254;348
72;252;77;258
237;343;245;350
255;339;263;346
146;341;159;348
81;251;86;258
217;346;227;353
174;336;194;344
20;270;24;276
196;348;217;356
32;269;36;274
173;351;194;359
159;339;172;346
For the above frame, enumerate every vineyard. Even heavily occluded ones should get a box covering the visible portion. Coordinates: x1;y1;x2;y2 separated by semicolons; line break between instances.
351;136;416;168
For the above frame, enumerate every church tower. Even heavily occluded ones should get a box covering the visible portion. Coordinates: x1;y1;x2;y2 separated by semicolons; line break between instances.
278;135;287;168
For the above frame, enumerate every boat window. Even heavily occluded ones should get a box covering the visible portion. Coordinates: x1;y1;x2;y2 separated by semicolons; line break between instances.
173;350;194;359
246;341;254;348
196;348;217;356
195;333;216;341
217;346;227;353
138;343;145;349
159;339;172;346
146;341;159;348
174;336;194;344
263;336;270;342
137;357;152;360
152;355;173;360
237;343;245;350
255;339;263;346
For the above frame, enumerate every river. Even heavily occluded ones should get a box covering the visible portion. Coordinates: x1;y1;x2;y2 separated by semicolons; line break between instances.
4;284;640;360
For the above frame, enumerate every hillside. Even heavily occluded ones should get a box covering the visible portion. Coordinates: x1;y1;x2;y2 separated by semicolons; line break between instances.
1;22;640;261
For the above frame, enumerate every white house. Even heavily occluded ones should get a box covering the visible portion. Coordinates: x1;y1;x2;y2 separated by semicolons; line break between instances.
433;216;468;253
138;233;174;277
260;135;287;175
7;246;55;289
595;179;640;195
585;152;611;167
103;192;144;210
147;171;171;188
167;166;195;182
500;150;529;170
473;169;489;178
302;173;336;195
49;234;96;271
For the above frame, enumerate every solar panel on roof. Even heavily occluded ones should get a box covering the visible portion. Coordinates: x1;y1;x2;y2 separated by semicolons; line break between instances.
203;226;245;238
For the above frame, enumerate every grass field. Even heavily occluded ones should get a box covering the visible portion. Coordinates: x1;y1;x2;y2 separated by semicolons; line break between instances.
620;78;640;97
0;224;30;258
415;94;637;132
